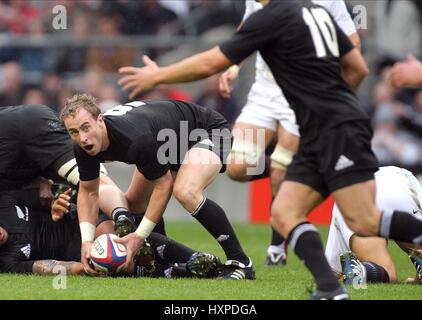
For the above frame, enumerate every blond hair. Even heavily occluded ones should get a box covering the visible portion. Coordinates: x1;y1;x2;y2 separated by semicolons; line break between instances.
60;94;101;122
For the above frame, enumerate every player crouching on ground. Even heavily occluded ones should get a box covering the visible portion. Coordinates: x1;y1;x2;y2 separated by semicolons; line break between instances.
325;166;422;286
60;94;254;280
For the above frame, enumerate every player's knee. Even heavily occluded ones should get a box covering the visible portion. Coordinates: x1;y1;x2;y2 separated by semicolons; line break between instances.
227;140;264;181
270;202;289;228
227;163;249;181
173;183;202;209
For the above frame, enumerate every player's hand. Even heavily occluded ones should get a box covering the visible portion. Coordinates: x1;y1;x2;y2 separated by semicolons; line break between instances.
39;179;54;208
118;55;160;99
115;233;144;270
219;66;239;99
51;188;72;222
70;262;85;275
81;241;99;276
388;54;422;88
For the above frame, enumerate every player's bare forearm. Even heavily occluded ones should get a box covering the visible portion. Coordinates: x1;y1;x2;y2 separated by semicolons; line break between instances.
33;260;84;275
143;172;173;224
340;48;369;90
158;47;232;85
78;180;100;225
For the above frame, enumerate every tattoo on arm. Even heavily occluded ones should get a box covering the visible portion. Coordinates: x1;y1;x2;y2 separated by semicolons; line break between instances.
32;260;78;275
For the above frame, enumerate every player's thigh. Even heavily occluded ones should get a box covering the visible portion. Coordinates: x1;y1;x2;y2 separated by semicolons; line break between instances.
175;147;222;192
276;124;300;153
126;168;154;213
229;122;275;177
270;125;300;190
332;180;381;235
232;122;276;147
351;235;397;281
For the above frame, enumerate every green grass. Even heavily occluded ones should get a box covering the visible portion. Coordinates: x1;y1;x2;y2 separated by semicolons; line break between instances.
0;222;421;300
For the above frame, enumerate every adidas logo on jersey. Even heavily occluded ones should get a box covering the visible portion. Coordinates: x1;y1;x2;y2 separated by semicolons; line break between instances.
334;155;354;171
20;244;31;259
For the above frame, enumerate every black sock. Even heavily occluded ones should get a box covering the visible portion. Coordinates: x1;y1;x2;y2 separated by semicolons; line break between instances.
134;213;166;236
192;197;248;264
379;210;422;245
362;261;390;283
249;155;271;181
147;232;195;264
271;226;286;246
288;222;340;292
111;207;134;222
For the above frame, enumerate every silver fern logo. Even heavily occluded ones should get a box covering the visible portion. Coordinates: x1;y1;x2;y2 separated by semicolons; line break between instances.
217;235;230;242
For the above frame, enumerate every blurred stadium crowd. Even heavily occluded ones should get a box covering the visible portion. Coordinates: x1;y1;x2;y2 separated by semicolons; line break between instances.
1;0;422;172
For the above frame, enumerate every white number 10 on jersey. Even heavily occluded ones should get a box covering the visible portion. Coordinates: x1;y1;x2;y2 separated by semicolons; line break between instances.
302;7;339;58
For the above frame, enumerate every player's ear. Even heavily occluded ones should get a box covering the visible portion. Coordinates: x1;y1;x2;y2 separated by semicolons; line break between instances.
97;114;104;124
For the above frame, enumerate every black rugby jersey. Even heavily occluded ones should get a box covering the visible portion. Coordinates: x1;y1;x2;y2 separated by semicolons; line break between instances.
74;100;228;181
0;190;79;273
0;105;74;190
219;0;369;146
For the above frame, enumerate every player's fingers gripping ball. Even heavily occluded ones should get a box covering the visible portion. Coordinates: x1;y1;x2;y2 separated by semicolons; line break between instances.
90;233;127;276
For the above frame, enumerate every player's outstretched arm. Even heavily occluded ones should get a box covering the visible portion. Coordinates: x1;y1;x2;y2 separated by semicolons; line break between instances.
118;47;232;99
33;260;84;275
388;54;422;88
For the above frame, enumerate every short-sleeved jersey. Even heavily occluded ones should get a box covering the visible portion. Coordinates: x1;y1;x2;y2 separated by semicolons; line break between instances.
243;0;356;94
0;190;80;273
0;105;75;191
220;0;368;146
74;100;227;181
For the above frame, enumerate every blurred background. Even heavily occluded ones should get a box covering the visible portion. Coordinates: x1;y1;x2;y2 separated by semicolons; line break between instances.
0;0;421;221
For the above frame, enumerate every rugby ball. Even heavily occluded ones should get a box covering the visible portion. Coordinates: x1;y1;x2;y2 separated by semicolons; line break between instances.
90;233;127;275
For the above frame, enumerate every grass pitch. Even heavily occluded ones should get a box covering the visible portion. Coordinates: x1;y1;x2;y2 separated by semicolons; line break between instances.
0;222;421;300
